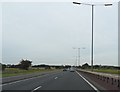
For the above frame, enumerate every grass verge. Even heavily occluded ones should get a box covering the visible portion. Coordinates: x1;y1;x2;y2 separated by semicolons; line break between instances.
1;68;58;78
92;69;120;75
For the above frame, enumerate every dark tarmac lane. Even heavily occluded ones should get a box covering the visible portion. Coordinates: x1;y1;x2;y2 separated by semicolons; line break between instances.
2;70;98;91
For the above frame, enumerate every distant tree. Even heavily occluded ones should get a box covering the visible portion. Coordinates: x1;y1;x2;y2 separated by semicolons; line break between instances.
45;65;51;69
77;65;82;68
93;65;100;69
101;65;114;69
19;59;32;70
0;64;1;70
114;66;120;70
64;65;71;69
82;63;90;69
2;64;6;71
0;64;6;71
54;65;64;69
0;63;1;70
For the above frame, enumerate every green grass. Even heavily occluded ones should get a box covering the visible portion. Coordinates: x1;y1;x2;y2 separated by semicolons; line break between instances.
1;68;57;78
92;69;120;75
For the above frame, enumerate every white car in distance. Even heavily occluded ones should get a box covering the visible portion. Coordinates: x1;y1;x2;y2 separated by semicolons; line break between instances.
70;67;75;72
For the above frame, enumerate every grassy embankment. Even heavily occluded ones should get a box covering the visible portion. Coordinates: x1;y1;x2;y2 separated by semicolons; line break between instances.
92;69;120;75
84;68;120;75
1;68;58;78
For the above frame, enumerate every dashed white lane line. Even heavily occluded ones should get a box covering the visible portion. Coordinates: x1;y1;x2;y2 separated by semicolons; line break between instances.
32;86;42;92
54;77;58;79
32;76;58;91
76;71;100;92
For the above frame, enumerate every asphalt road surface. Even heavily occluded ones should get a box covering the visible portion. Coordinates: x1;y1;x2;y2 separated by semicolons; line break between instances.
2;70;98;91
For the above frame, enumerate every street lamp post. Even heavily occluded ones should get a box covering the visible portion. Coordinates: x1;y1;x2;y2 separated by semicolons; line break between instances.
73;2;112;71
73;55;77;67
91;4;94;71
73;47;85;67
78;48;80;66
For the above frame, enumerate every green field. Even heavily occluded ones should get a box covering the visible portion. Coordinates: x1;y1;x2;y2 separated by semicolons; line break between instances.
92;69;120;75
1;68;57;78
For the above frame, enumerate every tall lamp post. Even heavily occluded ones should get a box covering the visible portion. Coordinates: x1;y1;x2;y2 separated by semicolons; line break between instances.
73;47;85;67
73;2;112;71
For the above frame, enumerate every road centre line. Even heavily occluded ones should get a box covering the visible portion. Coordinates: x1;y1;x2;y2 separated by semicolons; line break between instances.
76;71;100;92
1;74;50;86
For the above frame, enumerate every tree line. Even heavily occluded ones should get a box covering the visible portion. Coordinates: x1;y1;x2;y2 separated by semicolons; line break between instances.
81;63;120;70
0;60;119;71
0;59;32;71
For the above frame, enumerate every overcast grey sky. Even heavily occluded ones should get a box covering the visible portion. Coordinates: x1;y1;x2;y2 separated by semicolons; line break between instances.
1;1;118;66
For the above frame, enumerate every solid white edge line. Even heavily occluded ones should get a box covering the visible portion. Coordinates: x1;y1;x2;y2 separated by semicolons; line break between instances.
76;71;100;92
32;86;42;91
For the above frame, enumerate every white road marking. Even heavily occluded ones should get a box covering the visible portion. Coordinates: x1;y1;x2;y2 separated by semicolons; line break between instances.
76;71;100;92
1;74;49;86
32;86;42;92
54;77;58;79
